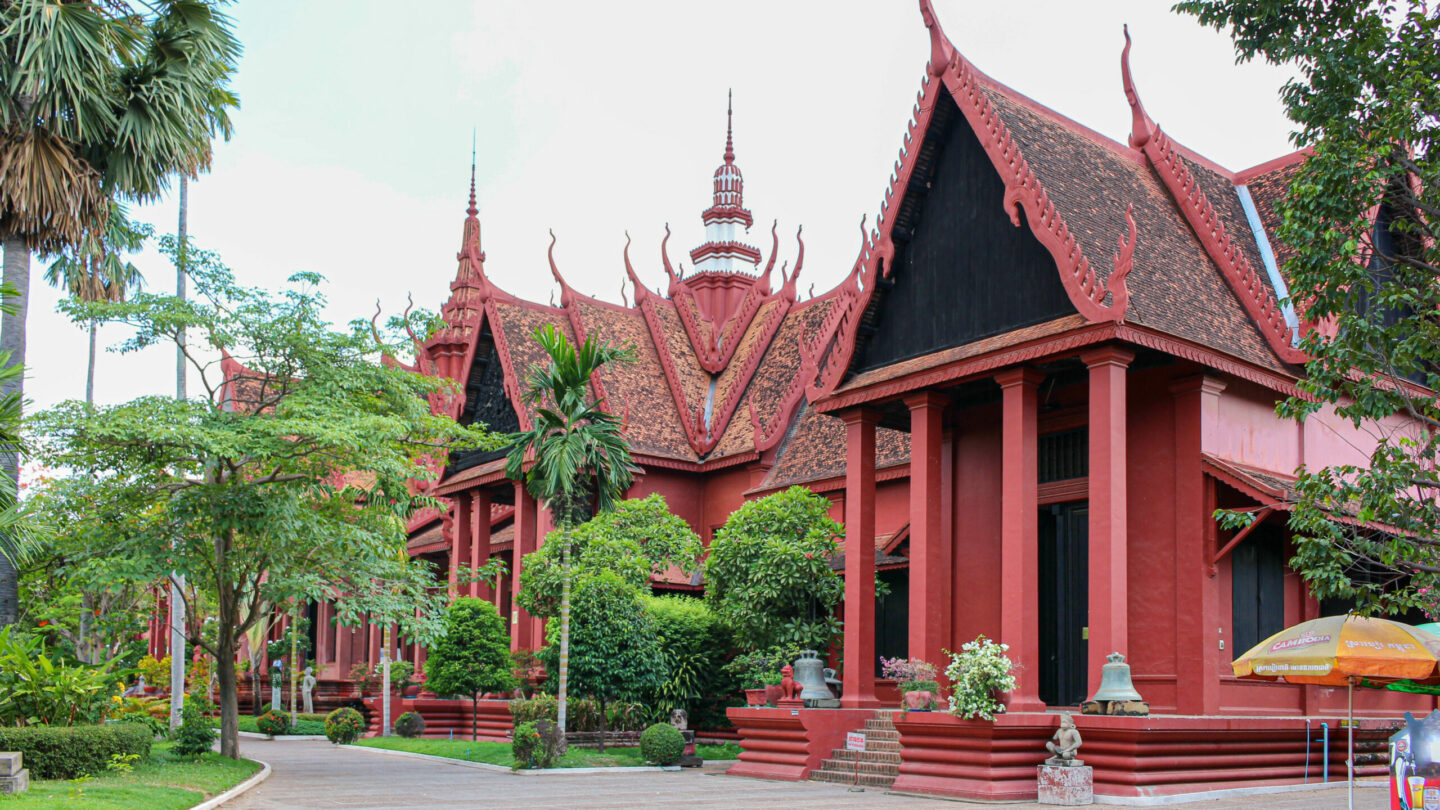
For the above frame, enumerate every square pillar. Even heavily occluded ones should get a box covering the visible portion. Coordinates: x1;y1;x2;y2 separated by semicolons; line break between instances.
1082;347;1134;695
471;490;492;601
509;485;539;653
335;611;353;672
996;368;1045;712
367;615;380;667
906;391;951;672
1170;375;1226;715
840;407;882;708
448;493;472;598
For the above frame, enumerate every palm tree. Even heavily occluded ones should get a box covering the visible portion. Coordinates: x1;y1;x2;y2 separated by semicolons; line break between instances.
43;201;149;406
0;0;240;628
506;324;636;739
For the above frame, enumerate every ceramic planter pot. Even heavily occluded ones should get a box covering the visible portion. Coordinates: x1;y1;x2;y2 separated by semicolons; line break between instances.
745;688;767;707
902;689;933;711
764;684;784;706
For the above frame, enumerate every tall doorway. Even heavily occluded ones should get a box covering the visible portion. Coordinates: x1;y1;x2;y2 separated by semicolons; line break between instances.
1038;502;1088;706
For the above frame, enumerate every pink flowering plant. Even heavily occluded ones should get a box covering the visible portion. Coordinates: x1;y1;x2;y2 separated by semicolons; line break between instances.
944;635;1016;721
880;656;939;694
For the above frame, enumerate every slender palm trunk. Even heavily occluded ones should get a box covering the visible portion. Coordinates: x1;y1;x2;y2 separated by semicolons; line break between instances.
0;236;29;629
86;319;97;406
557;537;571;737
170;177;189;728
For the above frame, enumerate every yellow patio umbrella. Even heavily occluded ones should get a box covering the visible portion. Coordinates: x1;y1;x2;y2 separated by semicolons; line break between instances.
1232;614;1440;810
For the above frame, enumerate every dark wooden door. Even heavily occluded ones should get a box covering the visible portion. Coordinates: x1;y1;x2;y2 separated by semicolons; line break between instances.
1038;502;1089;706
875;569;910;677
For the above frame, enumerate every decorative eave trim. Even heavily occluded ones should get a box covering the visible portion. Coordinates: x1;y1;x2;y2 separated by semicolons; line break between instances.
1143;128;1307;365
709;295;791;452
633;295;708;455
813;321;1302;413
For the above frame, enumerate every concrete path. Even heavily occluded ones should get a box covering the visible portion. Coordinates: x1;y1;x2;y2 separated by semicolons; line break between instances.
223;738;1386;808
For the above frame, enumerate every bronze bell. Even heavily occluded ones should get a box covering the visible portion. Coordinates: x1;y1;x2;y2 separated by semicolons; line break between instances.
793;650;835;702
1090;651;1144;703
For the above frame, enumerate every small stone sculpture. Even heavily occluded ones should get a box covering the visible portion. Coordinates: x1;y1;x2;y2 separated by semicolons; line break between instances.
270;660;283;712
669;708;688;731
779;664;800;701
301;667;317;714
1045;712;1083;766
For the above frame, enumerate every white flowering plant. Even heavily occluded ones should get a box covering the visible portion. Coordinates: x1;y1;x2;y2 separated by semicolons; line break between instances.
943;635;1017;721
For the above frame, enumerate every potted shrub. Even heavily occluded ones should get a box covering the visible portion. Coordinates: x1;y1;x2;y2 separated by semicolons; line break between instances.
348;662;377;696
943;635;1017;721
387;661;415;696
882;656;939;711
760;670;785;706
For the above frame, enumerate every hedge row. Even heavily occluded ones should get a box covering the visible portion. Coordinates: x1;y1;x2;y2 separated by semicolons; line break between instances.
0;723;153;780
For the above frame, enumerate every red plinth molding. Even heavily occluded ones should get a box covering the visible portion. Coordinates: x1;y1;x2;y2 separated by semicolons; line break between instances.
362;697;514;741
726;707;875;782
891;711;1057;801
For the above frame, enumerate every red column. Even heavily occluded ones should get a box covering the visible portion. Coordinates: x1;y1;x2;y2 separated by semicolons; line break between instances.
906;392;951;671
1171;375;1226;715
1082;347;1134;695
449;494;472;598
509;485;539;653
996;368;1045;712
367;616;380;667
336;612;353;673
840;407;881;709
471;490;492;601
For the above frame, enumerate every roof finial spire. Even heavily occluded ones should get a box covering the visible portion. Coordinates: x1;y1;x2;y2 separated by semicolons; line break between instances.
1121;25;1155;149
724;88;735;164
467;128;478;218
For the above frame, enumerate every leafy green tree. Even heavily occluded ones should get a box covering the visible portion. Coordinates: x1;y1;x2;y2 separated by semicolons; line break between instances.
537;569;665;752
0;0;240;629
32;244;493;758
1177;1;1440;613
517;494;701;619
704;486;844;652
424;597;516;740
505;324;636;739
644;594;736;731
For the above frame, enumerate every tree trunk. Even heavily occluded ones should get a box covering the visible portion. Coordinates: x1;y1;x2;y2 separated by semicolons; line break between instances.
217;628;240;759
0;236;30;629
170;179;189;723
85;318;96;406
472;694;478;741
557;537;571;739
176;175;188;402
597;696;606;754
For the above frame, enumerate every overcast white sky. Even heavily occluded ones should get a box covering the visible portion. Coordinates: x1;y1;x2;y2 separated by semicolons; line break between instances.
24;0;1298;414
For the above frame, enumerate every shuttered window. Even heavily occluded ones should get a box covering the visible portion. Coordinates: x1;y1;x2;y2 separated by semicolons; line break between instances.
1038;428;1087;484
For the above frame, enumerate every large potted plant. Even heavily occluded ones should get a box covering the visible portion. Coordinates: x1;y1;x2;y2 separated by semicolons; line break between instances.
943;635;1017;721
882;656;939;711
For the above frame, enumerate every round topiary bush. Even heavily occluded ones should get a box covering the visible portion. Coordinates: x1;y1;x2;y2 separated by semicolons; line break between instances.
639;722;684;766
325;707;366;745
394;710;426;739
256;709;291;736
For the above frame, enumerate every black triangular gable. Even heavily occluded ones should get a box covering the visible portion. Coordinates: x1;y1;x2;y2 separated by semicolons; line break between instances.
853;88;1075;374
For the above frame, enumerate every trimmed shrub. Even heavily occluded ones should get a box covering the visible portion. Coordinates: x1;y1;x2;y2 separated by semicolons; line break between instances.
394;711;426;739
0;724;152;780
639;722;684;766
170;701;216;757
508;694;557;726
643;594;735;730
256;709;291;736
325;707;366;745
511;720;561;770
605;702;649;732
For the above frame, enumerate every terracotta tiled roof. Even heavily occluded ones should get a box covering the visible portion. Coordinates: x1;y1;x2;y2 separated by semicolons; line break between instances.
1244;161;1304;277
764;404;910;490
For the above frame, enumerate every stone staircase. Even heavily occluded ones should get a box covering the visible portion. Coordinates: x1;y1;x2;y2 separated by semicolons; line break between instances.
809;710;901;789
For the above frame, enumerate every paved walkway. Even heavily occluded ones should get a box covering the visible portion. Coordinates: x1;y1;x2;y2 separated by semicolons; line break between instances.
224;738;1387;808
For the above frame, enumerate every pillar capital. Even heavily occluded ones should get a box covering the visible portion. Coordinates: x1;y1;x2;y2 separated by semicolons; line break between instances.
994;367;1045;389
838;406;884;426
903;390;949;411
1080;345;1136;369
1168;374;1227;398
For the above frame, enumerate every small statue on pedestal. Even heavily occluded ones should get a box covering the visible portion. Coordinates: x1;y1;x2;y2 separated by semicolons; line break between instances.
269;660;283;712
1045;712;1083;766
779;664;800;702
301;667;316;715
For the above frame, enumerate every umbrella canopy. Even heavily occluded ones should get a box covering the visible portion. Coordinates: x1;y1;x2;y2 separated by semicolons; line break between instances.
1357;623;1440;695
1232;614;1440;685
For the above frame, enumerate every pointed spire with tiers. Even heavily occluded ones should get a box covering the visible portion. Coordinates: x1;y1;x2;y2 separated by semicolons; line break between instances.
429;156;492;382
690;90;761;275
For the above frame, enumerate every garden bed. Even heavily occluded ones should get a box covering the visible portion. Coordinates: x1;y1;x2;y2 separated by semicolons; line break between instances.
351;736;739;769
0;741;261;809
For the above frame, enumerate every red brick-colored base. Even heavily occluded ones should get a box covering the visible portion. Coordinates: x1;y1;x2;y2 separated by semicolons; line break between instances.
362;697;513;741
891;711;1056;801
726;708;875;781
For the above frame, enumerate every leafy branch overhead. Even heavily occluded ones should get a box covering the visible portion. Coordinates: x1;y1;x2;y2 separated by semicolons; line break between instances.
1177;0;1440;612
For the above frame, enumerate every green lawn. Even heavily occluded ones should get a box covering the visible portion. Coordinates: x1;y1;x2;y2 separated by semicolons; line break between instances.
217;714;328;736
0;741;260;809
354;736;741;768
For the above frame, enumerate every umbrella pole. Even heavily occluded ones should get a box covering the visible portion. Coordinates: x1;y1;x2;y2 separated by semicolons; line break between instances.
1347;677;1354;810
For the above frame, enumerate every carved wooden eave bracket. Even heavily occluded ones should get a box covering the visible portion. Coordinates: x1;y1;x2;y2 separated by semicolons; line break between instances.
1122;29;1306;365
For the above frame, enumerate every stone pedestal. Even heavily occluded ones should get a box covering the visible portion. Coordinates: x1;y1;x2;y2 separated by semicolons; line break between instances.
0;752;29;795
776;698;805;710
1037;763;1092;806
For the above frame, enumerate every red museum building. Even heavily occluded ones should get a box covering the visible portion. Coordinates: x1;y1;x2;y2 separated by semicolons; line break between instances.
148;2;1431;800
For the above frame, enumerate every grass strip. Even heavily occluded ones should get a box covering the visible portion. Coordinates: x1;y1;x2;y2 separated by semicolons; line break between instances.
0;741;260;809
353;736;741;768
